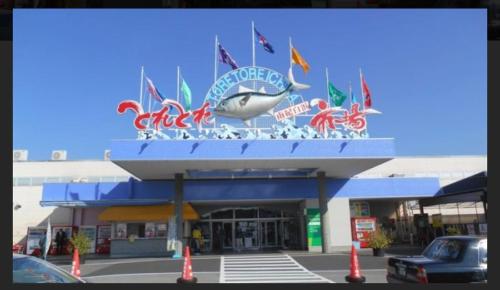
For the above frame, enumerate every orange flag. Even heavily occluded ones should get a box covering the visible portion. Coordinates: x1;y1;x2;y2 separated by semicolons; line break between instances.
291;47;310;73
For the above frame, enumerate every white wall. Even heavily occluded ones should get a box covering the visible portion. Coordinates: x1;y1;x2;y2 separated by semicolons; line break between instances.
12;160;131;245
12;186;72;244
13;160;133;180
327;197;352;252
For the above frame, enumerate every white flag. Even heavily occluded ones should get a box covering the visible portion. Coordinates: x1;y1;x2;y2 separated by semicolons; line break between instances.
44;217;51;260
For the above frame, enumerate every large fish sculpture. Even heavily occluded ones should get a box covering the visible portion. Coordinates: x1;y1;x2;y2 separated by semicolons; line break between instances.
214;68;310;127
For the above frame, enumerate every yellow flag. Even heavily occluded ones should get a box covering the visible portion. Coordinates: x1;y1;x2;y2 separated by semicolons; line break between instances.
291;47;310;73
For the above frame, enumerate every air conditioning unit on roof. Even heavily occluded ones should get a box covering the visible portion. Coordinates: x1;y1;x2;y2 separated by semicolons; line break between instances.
104;150;111;161
13;150;28;162
51;150;67;161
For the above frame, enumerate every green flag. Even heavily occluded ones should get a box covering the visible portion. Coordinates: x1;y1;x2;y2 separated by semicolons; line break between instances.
181;79;192;111
328;81;347;107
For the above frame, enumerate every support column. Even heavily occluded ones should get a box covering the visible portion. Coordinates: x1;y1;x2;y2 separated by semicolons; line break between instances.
298;205;306;250
317;171;330;253
481;191;487;220
174;173;184;258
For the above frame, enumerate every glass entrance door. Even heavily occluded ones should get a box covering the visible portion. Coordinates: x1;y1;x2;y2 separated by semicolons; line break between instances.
235;221;258;250
223;222;233;249
260;221;278;247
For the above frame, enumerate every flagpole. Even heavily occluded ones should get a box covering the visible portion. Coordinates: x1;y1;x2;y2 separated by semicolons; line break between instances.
148;93;152;129
214;35;218;129
214;35;218;83
325;67;330;107
177;66;180;104
139;66;144;108
252;21;256;67
252;21;257;131
359;68;364;111
349;81;352;108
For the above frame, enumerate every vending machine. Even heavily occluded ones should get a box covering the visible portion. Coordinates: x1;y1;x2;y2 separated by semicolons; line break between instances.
351;217;377;248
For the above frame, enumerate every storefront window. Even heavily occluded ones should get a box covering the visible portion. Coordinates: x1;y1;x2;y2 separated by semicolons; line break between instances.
127;223;145;238
16;178;31;186
156;224;167;237
259;208;280;218
145;223;156;238
31;177;46;186
211;209;234;219
115;223;127;239
45;177;61;183
235;208;257;219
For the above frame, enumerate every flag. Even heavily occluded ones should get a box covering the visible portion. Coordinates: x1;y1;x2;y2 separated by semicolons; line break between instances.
349;83;358;104
254;28;274;53
291;47;310;73
328;82;347;107
360;72;372;108
145;77;165;103
44;217;51;260
181;78;192;111
218;43;239;70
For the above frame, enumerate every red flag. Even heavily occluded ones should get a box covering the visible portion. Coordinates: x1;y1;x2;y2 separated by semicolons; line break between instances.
361;73;372;108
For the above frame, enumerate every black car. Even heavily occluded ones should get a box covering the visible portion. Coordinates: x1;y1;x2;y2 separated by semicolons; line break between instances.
13;254;86;283
387;236;487;283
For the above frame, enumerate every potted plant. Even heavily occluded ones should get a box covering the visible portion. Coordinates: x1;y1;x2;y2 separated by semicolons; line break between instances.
69;232;91;264
367;228;393;257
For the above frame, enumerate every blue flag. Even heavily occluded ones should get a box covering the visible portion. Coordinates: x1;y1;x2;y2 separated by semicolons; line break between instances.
254;28;274;53
351;91;358;104
218;43;239;70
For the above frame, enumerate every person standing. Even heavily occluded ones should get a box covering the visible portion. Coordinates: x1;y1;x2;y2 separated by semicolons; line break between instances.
61;229;67;254
38;235;47;258
235;225;243;252
55;229;63;255
192;226;202;255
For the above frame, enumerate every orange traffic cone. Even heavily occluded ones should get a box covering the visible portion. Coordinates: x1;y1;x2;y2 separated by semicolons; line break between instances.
345;244;366;283
70;248;81;278
177;246;197;284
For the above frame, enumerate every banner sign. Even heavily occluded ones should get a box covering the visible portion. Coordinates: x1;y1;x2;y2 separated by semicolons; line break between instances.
117;66;381;140
306;208;322;248
274;101;310;121
350;201;370;217
26;227;46;255
205;66;289;103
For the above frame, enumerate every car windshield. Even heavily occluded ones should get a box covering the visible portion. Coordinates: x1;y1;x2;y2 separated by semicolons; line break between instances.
422;239;467;261
13;257;81;283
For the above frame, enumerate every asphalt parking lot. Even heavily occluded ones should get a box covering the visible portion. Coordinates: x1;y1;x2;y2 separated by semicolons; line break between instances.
56;252;394;283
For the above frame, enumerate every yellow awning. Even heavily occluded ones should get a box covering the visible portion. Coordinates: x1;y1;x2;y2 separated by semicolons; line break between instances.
98;203;199;222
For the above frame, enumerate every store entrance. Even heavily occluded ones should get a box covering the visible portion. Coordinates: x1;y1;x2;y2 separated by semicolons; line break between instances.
196;206;302;252
211;222;233;252
260;221;278;247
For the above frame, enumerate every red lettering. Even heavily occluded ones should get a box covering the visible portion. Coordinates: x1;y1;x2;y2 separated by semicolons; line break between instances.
117;100;149;130
192;102;213;128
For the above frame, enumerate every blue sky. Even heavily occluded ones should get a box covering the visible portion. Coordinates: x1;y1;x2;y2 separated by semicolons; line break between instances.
14;9;486;160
